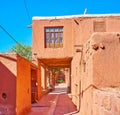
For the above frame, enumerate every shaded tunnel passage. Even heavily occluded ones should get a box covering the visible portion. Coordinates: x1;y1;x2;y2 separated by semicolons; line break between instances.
38;57;72;94
29;57;77;115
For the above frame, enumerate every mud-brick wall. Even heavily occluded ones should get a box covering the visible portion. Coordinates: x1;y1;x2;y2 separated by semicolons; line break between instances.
16;55;31;115
91;32;120;87
77;32;120;115
93;88;120;115
71;52;81;109
32;18;73;58
79;39;94;115
37;66;42;100
0;54;17;115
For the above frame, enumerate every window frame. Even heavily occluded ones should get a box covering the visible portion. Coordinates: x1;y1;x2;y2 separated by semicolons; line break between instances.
44;26;63;48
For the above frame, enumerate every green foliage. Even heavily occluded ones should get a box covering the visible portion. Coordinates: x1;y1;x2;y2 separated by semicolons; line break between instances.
9;44;32;61
56;79;63;83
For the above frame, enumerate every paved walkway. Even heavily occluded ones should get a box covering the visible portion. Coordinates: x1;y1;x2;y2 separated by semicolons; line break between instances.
28;83;77;115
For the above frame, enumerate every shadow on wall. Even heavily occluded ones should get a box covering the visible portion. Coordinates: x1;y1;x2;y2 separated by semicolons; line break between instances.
0;62;16;115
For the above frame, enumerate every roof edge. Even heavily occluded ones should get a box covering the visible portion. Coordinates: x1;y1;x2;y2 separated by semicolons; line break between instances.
32;14;120;20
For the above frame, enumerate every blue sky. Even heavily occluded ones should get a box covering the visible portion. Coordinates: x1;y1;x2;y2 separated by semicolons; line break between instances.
0;0;120;52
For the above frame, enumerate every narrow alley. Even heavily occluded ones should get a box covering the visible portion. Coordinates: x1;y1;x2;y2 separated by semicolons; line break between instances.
1;14;120;115
28;83;77;115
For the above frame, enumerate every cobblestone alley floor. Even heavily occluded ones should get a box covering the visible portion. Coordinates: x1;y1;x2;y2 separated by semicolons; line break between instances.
28;83;77;115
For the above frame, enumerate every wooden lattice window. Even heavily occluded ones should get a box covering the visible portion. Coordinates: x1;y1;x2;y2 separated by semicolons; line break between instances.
45;27;63;48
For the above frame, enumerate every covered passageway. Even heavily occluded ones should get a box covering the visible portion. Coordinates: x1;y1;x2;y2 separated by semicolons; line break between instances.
38;57;72;94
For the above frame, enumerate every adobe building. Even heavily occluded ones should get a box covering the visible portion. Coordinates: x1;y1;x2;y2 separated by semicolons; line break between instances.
32;14;120;115
0;53;41;115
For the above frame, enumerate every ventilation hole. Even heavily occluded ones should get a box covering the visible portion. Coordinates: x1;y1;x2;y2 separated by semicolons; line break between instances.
2;93;7;99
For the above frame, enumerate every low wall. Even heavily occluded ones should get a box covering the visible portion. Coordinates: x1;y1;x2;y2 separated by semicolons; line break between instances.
0;54;17;115
16;55;31;115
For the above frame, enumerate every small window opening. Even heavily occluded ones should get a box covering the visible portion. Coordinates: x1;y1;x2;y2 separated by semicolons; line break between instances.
45;27;63;48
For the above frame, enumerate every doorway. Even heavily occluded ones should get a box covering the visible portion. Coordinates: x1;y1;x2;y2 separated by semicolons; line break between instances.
31;69;38;103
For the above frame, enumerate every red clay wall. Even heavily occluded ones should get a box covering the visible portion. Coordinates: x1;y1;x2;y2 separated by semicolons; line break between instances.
37;66;42;100
80;32;120;115
16;55;41;115
71;51;82;109
0;54;17;75
32;16;120;61
32;15;120;115
0;54;42;115
70;16;120;114
16;55;31;115
93;88;120;115
0;54;17;115
73;16;120;45
91;32;120;87
78;39;94;115
32;18;73;59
